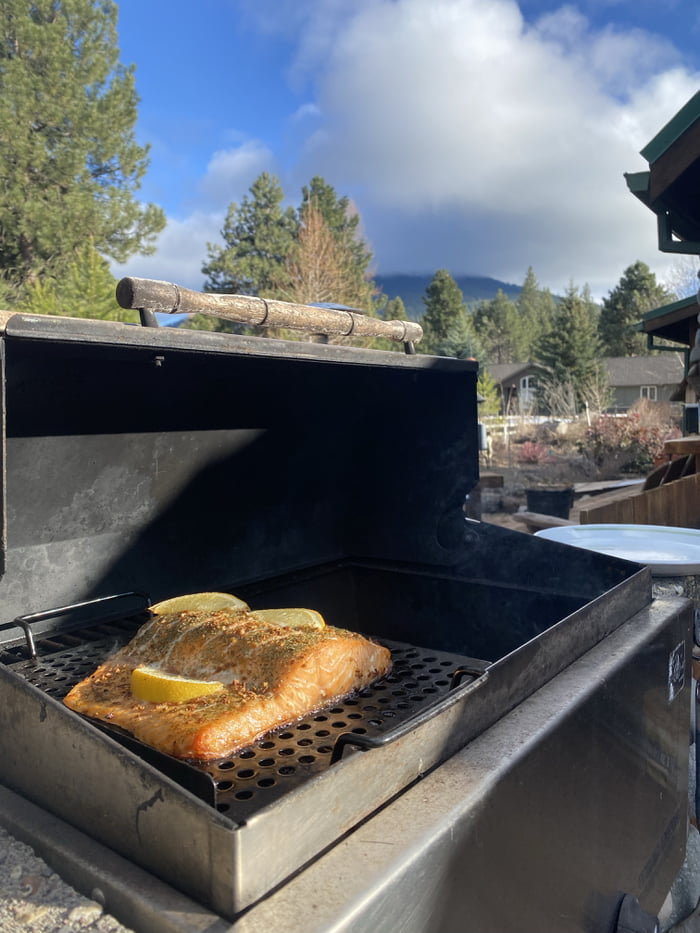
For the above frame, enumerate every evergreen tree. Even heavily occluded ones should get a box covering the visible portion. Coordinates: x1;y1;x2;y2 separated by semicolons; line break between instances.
382;295;408;321
202;172;297;296
18;241;126;319
472;290;523;363
0;0;165;286
439;311;482;360
299;176;375;310
580;282;601;332
278;201;354;306
421;269;473;356
599;261;672;356
535;283;606;414
477;367;501;417
202;172;377;319
372;295;409;352
516;266;556;357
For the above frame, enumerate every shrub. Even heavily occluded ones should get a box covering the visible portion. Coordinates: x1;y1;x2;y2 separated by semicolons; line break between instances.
516;441;550;464
583;403;681;476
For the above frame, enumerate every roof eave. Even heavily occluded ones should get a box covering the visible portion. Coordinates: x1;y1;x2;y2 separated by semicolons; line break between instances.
641;90;700;164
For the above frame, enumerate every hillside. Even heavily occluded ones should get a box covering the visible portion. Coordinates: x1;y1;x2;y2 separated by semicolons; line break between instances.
375;273;522;319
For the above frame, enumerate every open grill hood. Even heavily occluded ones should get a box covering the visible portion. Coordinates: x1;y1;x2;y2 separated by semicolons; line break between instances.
0;312;482;617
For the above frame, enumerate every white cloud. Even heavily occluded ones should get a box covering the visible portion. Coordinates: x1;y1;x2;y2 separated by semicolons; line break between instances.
289;102;321;123
125;0;700;300
112;211;224;291
284;0;700;296
199;140;275;206
113;139;278;291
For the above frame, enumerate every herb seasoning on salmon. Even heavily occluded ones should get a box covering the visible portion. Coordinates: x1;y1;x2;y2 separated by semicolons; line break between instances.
63;608;391;760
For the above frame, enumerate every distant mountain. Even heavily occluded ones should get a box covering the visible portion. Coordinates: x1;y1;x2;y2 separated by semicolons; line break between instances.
375;273;522;320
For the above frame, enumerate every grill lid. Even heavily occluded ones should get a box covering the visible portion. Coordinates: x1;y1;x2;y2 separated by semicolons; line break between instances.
0;311;479;621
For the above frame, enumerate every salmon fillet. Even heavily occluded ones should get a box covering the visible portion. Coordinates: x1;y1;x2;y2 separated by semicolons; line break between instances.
63;609;391;760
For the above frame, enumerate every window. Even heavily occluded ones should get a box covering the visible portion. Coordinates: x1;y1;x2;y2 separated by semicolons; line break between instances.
520;375;536;403
640;385;657;401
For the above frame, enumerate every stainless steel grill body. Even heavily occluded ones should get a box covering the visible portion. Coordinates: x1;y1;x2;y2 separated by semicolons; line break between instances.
0;596;690;933
0;312;693;930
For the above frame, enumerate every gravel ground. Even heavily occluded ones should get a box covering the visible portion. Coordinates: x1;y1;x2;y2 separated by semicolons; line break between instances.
0;826;133;933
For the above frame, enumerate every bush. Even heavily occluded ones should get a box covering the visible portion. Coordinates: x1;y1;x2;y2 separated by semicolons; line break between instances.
583;402;681;477
515;441;550;464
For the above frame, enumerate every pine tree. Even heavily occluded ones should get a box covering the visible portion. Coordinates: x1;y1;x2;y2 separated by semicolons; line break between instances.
370;295;409;352
299;176;375;310
516;267;556;357
382;296;407;321
202;172;297;297
18;241;126;319
599;261;672;356
440;312;482;360
0;0;165;286
277;201;355;306
472;290;522;363
535;283;606;414
202;172;378;321
477;367;501;416
580;283;601;333
421;269;473;356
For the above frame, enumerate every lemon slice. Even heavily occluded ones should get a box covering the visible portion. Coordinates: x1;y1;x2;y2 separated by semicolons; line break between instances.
253;608;325;630
150;592;249;615
131;666;224;703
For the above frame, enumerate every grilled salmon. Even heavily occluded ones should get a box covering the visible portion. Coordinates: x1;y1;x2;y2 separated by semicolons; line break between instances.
63;609;391;760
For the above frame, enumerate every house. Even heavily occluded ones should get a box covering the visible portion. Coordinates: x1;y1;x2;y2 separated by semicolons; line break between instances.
625;89;700;258
637;298;697;433
486;362;543;413
485;356;684;414
638;294;698;351
625;90;700;431
604;354;685;411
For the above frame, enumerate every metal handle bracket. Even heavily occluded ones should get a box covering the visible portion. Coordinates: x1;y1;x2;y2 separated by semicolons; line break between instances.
13;592;151;659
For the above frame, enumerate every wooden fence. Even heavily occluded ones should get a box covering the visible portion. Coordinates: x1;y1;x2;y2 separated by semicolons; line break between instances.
579;471;700;528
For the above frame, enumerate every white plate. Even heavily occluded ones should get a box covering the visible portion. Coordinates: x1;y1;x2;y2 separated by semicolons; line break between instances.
535;524;700;576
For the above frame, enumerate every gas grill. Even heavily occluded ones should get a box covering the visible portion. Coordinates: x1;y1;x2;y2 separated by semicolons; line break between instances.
0;282;694;933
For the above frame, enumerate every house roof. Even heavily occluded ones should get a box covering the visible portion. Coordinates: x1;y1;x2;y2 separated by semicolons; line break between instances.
604;354;684;387
638;294;698;346
641;91;700;164
486;362;541;386
625;90;700;251
485;356;684;389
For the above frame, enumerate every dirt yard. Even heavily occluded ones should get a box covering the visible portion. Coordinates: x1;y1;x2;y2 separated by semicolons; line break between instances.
474;461;646;533
473;404;683;532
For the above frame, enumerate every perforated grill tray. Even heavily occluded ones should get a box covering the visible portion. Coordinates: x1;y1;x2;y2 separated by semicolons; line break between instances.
4;617;483;820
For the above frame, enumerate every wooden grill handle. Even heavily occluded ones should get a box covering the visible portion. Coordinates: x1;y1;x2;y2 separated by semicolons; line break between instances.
116;277;423;345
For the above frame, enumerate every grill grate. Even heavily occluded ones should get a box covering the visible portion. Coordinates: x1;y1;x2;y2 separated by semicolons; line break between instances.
5;621;482;819
203;641;466;816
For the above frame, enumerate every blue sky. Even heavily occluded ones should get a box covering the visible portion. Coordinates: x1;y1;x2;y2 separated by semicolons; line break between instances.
113;0;700;300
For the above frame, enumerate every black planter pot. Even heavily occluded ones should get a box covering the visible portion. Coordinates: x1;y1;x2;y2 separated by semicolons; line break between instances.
526;487;574;519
